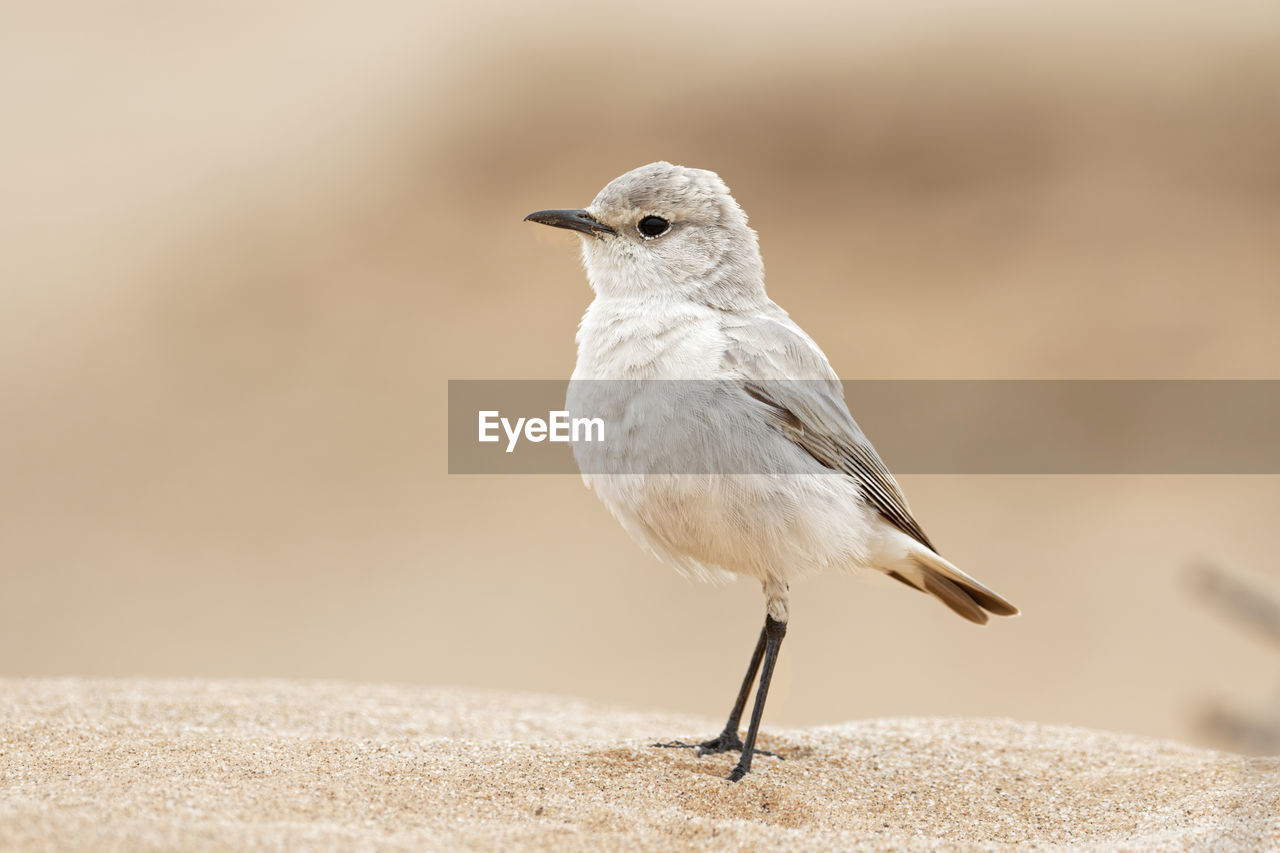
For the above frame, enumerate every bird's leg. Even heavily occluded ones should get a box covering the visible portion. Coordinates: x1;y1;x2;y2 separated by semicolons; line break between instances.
694;620;767;754
727;614;787;782
653;618;781;758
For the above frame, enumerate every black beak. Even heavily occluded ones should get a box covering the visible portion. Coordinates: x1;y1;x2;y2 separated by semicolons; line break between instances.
524;208;615;237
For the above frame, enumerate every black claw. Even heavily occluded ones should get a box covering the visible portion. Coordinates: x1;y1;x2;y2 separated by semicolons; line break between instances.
697;731;743;755
652;731;742;754
727;764;748;782
652;738;782;760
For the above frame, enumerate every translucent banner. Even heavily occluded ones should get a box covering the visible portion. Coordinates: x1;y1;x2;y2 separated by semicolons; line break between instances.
447;380;1280;474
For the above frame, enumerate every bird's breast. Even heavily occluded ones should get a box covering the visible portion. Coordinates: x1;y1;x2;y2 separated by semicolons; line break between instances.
573;300;725;381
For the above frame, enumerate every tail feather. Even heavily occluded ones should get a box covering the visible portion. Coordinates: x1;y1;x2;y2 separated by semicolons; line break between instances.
892;547;1019;625
920;570;990;624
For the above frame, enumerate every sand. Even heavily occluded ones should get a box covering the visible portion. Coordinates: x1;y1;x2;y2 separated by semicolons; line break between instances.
0;680;1275;851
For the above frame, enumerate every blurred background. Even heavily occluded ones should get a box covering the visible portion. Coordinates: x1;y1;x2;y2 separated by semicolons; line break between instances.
3;2;1279;752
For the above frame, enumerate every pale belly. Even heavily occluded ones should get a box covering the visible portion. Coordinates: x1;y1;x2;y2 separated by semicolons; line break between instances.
567;374;877;584
582;471;877;585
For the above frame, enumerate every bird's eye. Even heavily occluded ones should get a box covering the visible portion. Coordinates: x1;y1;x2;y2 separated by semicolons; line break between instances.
637;216;670;238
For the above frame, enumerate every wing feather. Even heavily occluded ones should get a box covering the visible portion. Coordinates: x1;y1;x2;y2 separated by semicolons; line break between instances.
722;314;936;552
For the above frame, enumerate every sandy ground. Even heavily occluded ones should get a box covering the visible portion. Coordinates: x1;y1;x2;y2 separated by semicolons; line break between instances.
0;680;1275;851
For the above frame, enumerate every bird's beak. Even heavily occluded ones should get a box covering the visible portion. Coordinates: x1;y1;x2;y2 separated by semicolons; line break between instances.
524;208;616;237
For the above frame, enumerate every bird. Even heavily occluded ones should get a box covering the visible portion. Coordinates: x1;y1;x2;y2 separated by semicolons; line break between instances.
524;161;1018;782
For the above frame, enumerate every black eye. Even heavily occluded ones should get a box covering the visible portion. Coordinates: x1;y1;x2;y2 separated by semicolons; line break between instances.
637;216;670;237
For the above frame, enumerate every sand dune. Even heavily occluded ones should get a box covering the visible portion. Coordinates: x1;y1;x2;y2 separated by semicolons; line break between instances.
1;679;1275;851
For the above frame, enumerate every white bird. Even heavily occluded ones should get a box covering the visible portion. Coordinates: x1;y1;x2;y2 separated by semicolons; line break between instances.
525;162;1018;781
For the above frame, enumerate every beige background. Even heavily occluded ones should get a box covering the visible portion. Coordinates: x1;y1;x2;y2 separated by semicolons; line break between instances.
3;2;1279;750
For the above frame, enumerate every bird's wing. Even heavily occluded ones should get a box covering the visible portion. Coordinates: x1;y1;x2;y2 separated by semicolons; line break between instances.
722;313;937;552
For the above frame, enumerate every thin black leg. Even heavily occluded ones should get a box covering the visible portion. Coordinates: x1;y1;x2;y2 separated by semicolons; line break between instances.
694;621;767;754
727;614;787;782
653;619;780;757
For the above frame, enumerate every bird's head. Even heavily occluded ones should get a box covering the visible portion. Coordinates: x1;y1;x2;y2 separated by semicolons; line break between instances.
525;162;766;307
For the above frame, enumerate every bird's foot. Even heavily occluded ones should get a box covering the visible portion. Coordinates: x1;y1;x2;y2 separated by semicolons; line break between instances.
652;730;781;759
652;729;741;755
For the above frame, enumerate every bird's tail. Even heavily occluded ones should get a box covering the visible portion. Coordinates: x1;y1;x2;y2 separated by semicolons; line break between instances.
888;546;1020;625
